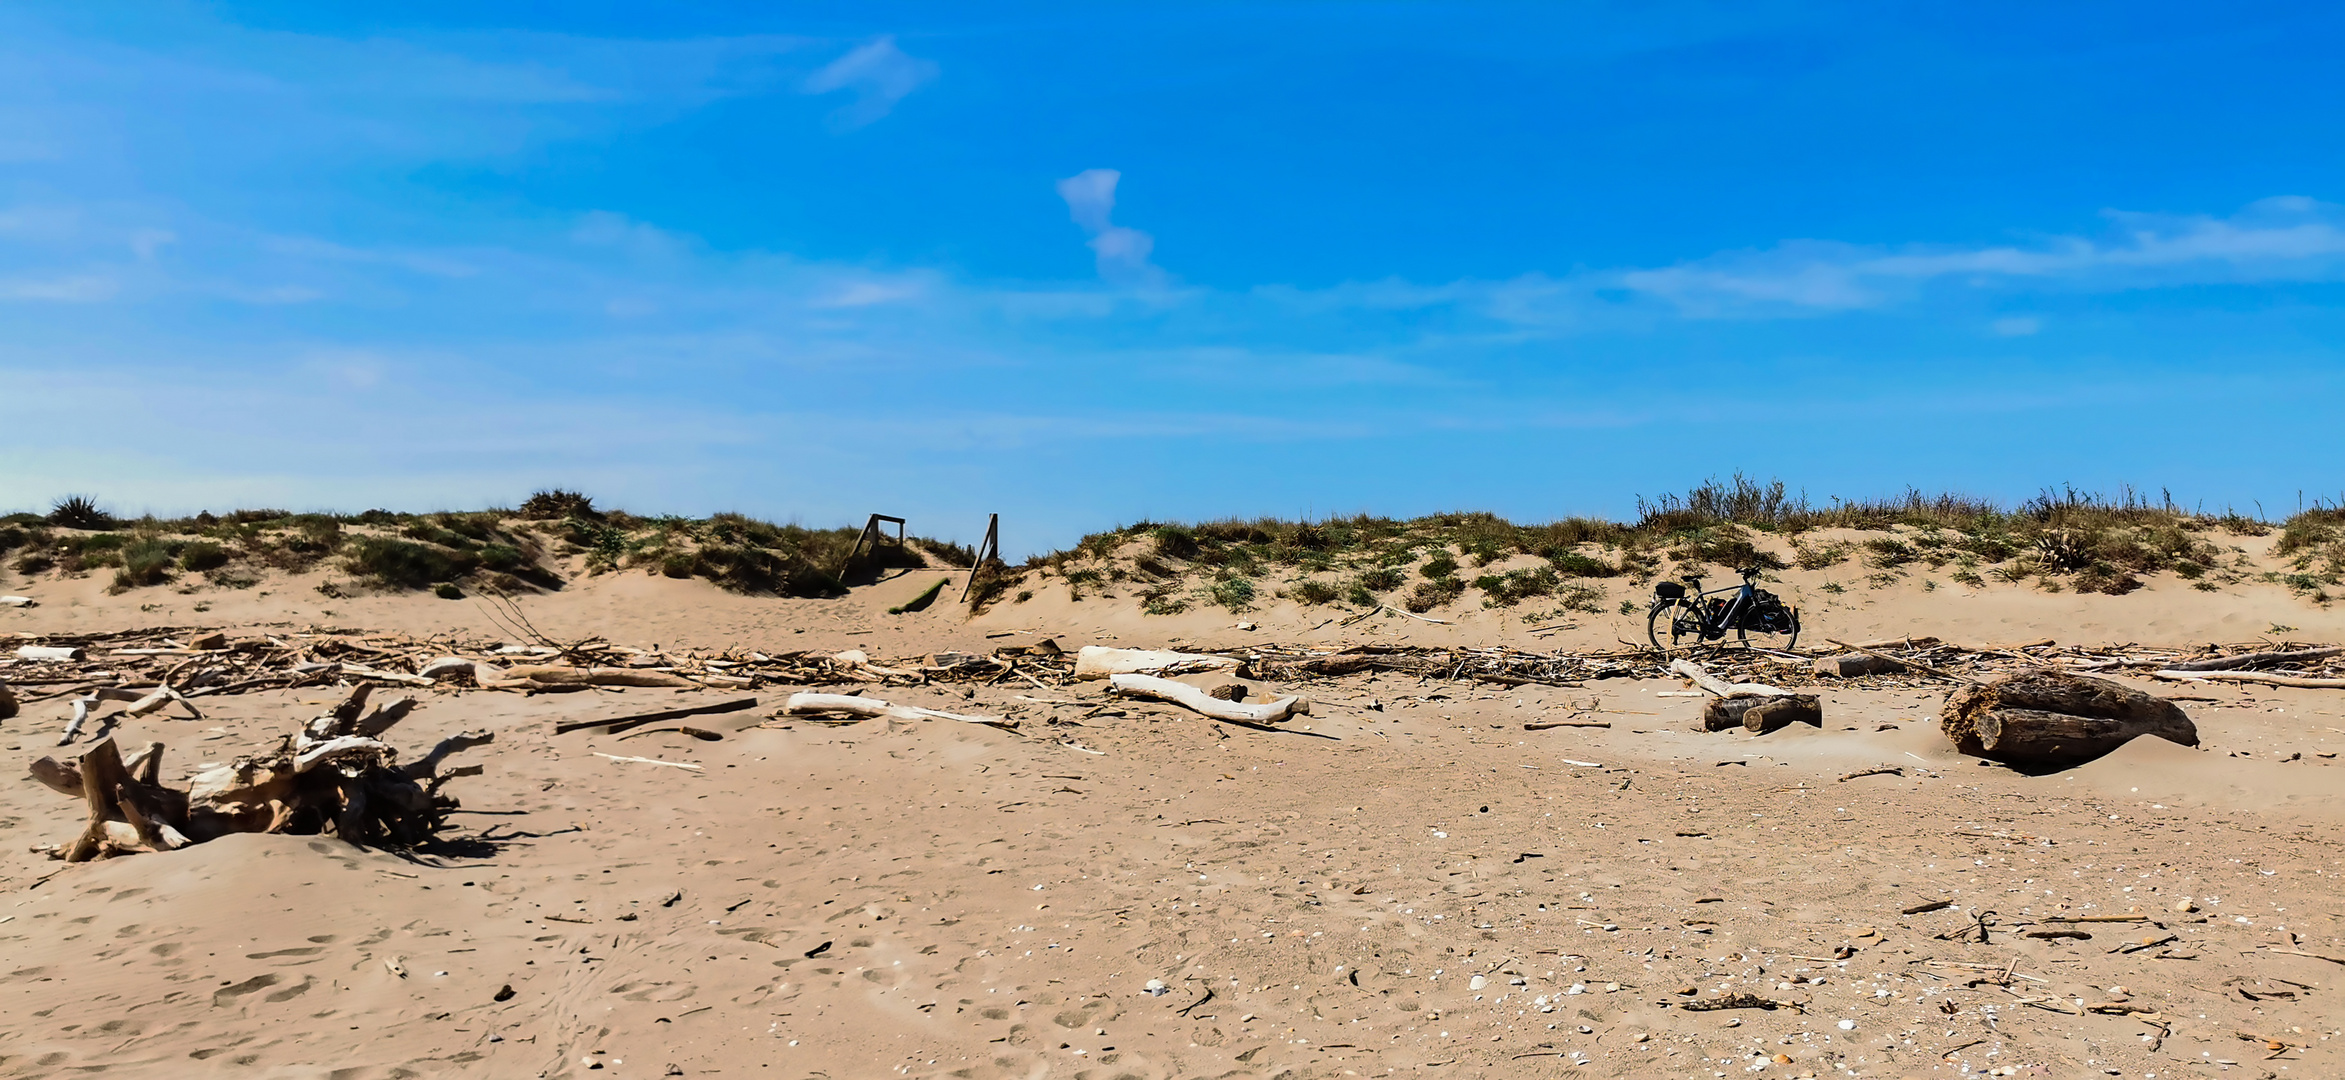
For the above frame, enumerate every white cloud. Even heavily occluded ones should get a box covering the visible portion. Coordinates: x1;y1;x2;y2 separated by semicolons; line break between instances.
802;35;937;129
1055;168;1166;287
814;279;924;308
0;274;116;301
1618;197;2345;316
1991;316;2041;337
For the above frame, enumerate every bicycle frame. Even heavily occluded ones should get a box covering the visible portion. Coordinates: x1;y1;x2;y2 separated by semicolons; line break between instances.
1656;576;1758;639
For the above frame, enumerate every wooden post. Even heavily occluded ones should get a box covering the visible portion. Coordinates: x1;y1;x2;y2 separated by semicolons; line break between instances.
959;514;1001;603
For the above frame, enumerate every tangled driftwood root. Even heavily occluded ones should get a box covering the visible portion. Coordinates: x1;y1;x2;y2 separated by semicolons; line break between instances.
1941;670;2196;769
27;685;489;861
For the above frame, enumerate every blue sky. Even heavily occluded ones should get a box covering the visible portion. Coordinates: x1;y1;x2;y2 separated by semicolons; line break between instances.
3;2;2343;551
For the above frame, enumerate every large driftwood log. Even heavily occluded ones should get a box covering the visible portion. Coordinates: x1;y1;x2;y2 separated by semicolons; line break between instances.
1073;647;1240;681
782;692;1016;729
1941;670;2197;768
1106;674;1309;725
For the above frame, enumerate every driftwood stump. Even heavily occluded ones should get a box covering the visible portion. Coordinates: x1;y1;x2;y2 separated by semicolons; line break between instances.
1701;694;1822;733
28;685;488;862
1940;670;2196;768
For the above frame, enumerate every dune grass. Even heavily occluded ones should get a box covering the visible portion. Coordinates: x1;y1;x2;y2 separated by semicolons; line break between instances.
0;491;968;600
978;474;2311;614
3;477;2331;609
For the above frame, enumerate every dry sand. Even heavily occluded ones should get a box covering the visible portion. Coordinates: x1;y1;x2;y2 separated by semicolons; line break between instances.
2;560;2341;1079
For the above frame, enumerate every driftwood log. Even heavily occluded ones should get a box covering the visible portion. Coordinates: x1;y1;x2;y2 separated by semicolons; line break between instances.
782;692;1016;729
2162;646;2344;672
27;684;488;861
1813;652;1904;678
1701;694;1823;733
1073;647;1241;681
1941;670;2197;768
487;665;694;690
1669;658;1798;698
1107;674;1309;725
2151;669;2345;689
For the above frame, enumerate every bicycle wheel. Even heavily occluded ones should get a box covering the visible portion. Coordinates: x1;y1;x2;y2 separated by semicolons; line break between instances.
1736;604;1800;651
1646;600;1700;650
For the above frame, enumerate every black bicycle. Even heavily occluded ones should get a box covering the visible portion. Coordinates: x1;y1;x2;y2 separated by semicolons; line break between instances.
1647;566;1800;650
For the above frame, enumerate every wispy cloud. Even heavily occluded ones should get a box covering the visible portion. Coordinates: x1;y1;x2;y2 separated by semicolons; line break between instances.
1056;168;1165;287
1618;196;2345;316
0;273;115;301
802;35;937;129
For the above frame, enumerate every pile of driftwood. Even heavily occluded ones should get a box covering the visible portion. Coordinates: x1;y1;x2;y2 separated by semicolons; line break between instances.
0;625;951;747
1795;637;2345;690
26;685;488;861
1670;659;1824;735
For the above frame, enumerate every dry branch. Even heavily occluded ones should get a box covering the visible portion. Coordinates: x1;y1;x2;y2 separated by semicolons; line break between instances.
2150;670;2345;689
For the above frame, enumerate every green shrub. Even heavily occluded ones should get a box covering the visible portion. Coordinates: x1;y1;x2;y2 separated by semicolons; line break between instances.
109;538;178;591
179;541;230;572
1355;566;1405;593
1668;526;1788;570
1477;566;1561;607
1404;576;1465;612
520;489;597;520
916;538;977;568
434;582;465;599
1864;537;1917;568
1151;525;1199;561
479;543;525;572
347;537;478;589
1289;578;1341;605
1419;553;1459;579
1209;576;1256;612
1557;583;1606;613
287;515;343;554
1545;551;1616;577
